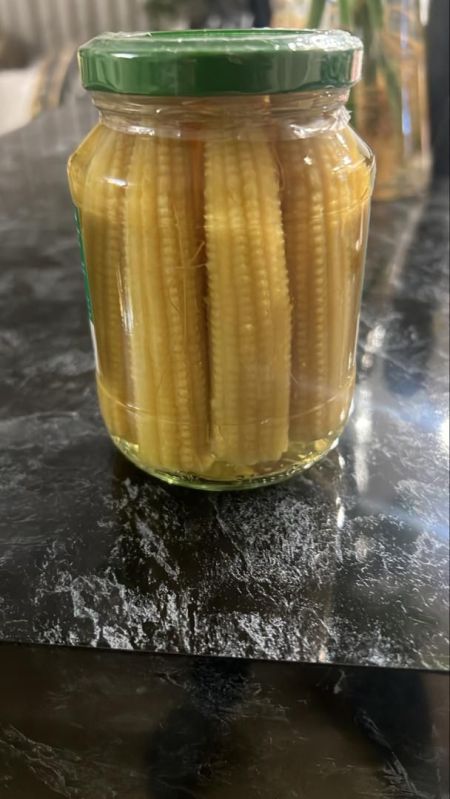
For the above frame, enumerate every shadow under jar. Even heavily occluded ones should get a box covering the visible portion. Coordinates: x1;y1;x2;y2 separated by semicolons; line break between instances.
68;29;374;490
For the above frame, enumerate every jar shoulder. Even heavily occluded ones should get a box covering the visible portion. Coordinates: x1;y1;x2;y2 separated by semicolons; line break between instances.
67;122;107;207
67;119;375;209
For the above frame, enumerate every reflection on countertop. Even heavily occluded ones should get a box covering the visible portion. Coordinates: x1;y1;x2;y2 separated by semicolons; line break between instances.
0;98;448;671
0;644;448;799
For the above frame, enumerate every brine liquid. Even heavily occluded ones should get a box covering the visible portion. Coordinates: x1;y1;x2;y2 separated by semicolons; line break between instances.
68;114;372;490
100;375;355;490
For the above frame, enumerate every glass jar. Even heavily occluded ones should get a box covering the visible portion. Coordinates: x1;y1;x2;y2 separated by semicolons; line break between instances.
309;0;431;201
68;30;374;490
271;0;309;27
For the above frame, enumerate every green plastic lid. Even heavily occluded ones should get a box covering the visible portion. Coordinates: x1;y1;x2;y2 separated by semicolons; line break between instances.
78;29;363;97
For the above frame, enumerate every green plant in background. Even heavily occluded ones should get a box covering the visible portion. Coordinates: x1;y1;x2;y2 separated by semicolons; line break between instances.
307;0;402;123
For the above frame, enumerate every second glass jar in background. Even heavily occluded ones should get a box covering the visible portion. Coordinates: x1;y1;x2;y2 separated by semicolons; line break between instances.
271;0;310;26
68;30;374;490
308;0;431;200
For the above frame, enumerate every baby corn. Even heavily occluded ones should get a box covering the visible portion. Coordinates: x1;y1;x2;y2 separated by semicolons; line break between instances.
124;135;210;474
279;128;371;442
205;137;291;465
80;128;135;441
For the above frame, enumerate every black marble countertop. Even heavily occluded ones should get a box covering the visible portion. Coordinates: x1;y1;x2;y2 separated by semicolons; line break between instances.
0;644;448;799
0;98;449;671
0;97;449;799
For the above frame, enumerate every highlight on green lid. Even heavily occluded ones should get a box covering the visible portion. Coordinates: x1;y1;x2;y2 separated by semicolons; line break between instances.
78;29;364;97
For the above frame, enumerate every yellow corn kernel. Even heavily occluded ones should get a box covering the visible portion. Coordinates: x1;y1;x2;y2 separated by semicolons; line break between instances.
205;137;291;466
79;128;135;441
279;128;371;443
124;134;210;474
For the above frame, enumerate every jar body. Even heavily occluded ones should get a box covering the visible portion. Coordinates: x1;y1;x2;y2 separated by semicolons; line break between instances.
319;0;431;200
68;92;374;489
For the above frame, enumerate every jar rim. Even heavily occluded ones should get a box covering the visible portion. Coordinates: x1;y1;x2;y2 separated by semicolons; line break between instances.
78;29;363;97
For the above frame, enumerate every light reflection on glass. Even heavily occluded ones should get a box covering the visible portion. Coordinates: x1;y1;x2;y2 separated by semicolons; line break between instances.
402;100;412;138
419;0;430;24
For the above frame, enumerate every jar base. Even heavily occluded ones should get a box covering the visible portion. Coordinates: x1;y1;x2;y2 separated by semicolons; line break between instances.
111;432;341;491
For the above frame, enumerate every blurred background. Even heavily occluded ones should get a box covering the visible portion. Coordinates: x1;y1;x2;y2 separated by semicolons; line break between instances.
0;0;448;187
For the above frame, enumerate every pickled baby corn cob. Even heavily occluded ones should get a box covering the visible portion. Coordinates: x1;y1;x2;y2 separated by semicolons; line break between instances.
78;128;135;441
333;129;372;403
314;130;363;436
123;134;210;474
205;137;291;466
279;128;371;443
70;117;370;482
67;123;104;209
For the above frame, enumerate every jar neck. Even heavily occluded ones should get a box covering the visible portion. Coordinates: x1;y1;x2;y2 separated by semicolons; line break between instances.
92;90;351;140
